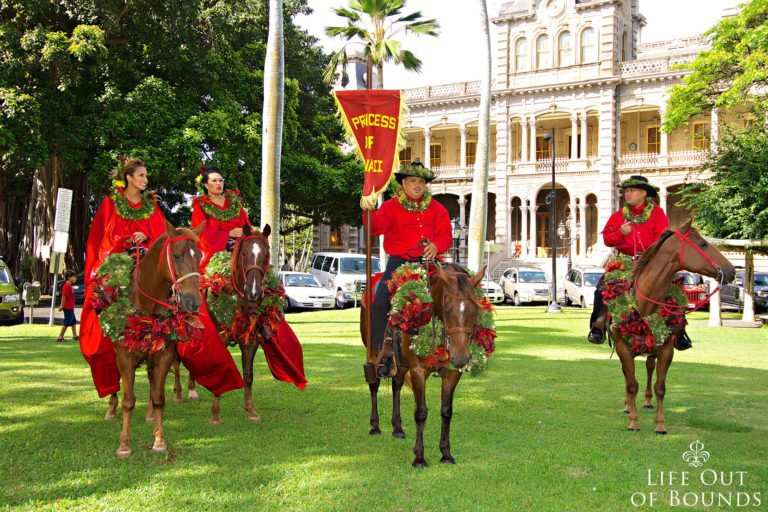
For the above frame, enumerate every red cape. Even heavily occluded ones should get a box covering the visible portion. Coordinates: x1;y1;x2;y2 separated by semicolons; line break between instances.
260;318;307;390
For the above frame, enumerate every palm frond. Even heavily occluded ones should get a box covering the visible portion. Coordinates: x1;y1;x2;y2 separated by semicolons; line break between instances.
400;49;423;72
331;6;361;22
323;48;350;85
406;19;440;36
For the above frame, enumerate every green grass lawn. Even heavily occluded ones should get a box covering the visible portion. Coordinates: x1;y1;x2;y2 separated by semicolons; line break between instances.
1;307;766;511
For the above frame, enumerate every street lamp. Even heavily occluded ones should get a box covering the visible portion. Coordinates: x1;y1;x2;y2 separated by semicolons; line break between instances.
452;217;462;263
558;217;581;275
543;129;560;313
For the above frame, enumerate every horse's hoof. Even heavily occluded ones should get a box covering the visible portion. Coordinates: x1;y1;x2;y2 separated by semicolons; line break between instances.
145;417;155;424
152;442;167;453
655;430;667;435
628;428;640;432
623;410;630;415
643;404;654;409
116;447;132;458
174;397;183;404
210;418;222;426
188;391;199;401
412;460;428;469
440;456;456;464
369;427;382;435
248;414;262;423
104;412;117;421
392;430;405;439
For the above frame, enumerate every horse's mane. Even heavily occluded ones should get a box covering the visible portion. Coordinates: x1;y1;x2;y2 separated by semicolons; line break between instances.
632;226;699;279
438;263;482;307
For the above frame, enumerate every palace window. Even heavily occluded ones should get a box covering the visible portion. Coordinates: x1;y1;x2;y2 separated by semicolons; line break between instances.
399;146;412;162
692;122;711;150
466;141;477;166
329;226;342;247
580;27;597;63
430;144;442;167
536;34;550;69
558;31;573;66
621;30;628;61
515;38;529;72
647;126;661;154
536;135;551;160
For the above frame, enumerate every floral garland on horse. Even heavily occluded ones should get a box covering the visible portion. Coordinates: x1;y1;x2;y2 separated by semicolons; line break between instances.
602;254;688;355
387;263;497;374
201;251;287;346
90;253;205;354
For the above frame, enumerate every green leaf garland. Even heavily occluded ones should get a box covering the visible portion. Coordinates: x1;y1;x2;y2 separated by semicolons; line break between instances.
622;198;655;225
197;191;243;222
396;188;432;213
111;187;157;221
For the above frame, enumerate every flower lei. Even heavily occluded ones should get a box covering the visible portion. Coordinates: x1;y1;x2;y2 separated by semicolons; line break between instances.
387;263;497;374
196;191;243;222
201;250;287;345
396;188;432;214
603;254;688;355
111;186;156;221
91;253;205;354
622;198;655;225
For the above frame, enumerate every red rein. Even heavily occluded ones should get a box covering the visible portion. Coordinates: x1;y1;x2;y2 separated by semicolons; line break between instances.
135;235;201;311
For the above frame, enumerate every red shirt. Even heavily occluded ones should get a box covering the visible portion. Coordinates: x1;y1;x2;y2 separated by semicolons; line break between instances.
363;196;453;259
191;193;252;270
602;203;669;256
61;282;75;310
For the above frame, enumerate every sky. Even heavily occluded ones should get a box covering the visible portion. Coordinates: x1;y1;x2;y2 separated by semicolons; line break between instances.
295;0;743;90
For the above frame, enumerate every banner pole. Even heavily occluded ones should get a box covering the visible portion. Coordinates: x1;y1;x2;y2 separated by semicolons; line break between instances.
365;210;373;364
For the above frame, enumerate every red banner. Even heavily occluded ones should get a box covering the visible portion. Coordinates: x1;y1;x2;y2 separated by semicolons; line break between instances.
334;90;405;200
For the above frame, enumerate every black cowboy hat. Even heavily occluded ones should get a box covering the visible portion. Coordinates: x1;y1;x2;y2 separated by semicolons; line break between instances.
618;175;658;198
394;159;436;184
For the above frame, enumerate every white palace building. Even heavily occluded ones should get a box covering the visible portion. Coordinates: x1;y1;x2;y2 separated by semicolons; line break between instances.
314;0;747;275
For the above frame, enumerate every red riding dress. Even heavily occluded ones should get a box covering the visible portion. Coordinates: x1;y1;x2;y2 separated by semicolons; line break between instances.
191;193;252;270
80;192;244;397
602;203;669;256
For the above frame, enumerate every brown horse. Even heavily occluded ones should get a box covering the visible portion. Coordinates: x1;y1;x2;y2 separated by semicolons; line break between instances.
105;222;204;458
361;262;485;467
611;219;735;434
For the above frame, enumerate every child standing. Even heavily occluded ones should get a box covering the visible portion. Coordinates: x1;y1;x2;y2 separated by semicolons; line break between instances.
57;271;79;342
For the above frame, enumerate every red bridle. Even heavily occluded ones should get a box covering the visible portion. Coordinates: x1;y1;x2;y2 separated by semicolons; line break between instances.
634;229;723;314
135;235;201;311
231;234;270;299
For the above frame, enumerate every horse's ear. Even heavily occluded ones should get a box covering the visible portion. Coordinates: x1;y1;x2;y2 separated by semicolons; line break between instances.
470;266;487;288
435;265;450;285
679;217;693;233
192;221;205;236
165;220;176;237
243;224;252;236
262;224;271;238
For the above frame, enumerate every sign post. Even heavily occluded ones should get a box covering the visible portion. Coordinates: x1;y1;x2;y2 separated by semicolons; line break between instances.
48;188;73;326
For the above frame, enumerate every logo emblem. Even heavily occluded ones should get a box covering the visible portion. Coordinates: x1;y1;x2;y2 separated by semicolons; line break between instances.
682;440;710;468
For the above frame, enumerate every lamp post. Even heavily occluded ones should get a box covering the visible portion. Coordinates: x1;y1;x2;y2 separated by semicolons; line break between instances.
452;217;462;263
557;216;581;275
543;129;560;313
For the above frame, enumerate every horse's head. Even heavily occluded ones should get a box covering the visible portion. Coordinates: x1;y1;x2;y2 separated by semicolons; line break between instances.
431;264;486;369
232;224;271;303
160;221;204;313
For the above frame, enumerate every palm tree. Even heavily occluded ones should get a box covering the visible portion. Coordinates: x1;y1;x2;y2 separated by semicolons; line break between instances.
261;0;284;270
323;0;440;89
466;0;492;272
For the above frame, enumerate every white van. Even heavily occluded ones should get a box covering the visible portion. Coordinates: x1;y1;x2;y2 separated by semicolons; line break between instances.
309;252;382;308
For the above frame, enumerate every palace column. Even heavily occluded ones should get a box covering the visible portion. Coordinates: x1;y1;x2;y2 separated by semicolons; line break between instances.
659;107;669;165
529;117;537;163
569;200;578;258
520;204;529;257
529;199;538;256
520;119;529;163
580;112;588;160
570;113;579;160
578;202;587;257
424;129;431;168
459;125;467;170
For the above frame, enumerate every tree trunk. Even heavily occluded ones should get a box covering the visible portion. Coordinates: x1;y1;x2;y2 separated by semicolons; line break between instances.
466;0;492;272
261;0;285;273
376;61;384;89
742;249;755;323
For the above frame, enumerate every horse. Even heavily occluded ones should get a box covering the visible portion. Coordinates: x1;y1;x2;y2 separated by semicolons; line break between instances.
361;262;486;468
611;219;735;434
105;222;204;458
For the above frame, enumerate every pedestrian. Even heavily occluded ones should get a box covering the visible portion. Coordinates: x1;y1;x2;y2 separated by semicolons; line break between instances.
281;259;293;271
56;270;78;342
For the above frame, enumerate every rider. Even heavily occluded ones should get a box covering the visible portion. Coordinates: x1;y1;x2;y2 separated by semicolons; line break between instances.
587;175;692;350
361;159;453;378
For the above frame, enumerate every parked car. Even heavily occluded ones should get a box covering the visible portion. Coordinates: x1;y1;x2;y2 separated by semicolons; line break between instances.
0;258;23;325
720;271;768;313
309;252;382;308
563;266;604;308
278;272;335;312
498;266;550;306
479;275;504;304
55;273;86;306
676;271;707;309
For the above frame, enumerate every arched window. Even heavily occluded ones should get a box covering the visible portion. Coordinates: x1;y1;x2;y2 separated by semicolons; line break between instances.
515;38;529;72
621;30;628;61
580;27;597;63
536;34;550;69
558;31;573;66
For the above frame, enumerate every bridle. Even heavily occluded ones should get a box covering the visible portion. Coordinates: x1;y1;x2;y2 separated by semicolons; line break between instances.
231;233;270;299
420;257;475;353
633;229;724;314
134;235;201;311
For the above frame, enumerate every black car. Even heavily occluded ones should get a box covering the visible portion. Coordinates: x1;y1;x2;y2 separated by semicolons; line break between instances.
56;274;86;306
719;272;768;313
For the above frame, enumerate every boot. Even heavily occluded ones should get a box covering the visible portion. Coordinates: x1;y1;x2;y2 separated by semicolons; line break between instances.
587;311;607;345
377;333;396;379
674;328;692;351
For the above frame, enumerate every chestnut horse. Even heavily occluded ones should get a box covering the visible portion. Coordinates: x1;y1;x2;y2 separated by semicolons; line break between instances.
106;222;204;458
612;219;735;434
361;262;485;467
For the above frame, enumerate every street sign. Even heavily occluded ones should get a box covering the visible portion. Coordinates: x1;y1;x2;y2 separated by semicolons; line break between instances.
52;231;69;253
49;252;65;274
53;188;73;232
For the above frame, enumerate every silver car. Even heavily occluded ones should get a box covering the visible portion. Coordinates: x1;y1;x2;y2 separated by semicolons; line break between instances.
498;266;551;306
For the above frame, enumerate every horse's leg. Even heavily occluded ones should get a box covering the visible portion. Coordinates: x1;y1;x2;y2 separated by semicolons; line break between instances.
149;346;176;453
615;335;640;431
240;341;261;423
391;372;405;438
187;375;198;401
410;368;429;468
105;393;119;420
439;370;462;464
172;359;183;403
653;342;675;435
115;350;137;458
643;356;656;409
145;365;155;423
368;379;381;435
